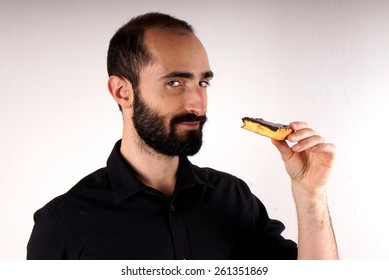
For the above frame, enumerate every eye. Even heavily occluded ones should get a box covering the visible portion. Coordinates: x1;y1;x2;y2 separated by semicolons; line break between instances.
199;81;210;88
167;80;182;87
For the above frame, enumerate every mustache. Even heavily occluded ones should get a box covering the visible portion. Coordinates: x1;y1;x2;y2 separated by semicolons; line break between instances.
171;113;207;125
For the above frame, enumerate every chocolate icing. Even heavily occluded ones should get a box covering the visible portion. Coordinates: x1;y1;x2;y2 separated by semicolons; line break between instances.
242;117;290;132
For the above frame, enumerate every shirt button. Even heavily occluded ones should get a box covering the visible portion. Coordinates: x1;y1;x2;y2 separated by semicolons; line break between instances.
170;205;175;212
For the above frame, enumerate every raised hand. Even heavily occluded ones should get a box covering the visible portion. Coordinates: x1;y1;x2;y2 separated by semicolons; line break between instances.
271;121;336;193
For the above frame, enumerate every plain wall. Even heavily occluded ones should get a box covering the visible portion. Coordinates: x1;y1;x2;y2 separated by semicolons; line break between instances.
1;0;388;259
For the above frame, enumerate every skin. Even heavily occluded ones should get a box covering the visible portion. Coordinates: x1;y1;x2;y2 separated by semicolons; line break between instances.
272;124;339;259
108;28;212;197
108;27;338;259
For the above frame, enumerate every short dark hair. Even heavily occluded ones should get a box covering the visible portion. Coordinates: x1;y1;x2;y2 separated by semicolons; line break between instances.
107;13;194;110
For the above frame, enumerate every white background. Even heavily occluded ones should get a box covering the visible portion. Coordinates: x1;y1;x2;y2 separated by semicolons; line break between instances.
1;0;388;259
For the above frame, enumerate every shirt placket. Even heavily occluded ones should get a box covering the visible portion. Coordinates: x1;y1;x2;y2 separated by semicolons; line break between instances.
168;194;192;260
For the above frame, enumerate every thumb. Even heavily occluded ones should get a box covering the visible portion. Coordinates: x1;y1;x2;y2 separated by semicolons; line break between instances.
271;139;293;162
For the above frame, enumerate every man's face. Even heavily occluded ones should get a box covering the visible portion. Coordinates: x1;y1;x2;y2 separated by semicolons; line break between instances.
131;28;213;156
132;89;207;156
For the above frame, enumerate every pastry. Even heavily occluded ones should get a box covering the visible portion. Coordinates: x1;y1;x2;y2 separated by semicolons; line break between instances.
241;117;292;140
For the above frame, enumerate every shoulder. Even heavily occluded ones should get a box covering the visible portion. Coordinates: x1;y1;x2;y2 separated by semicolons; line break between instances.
192;164;245;184
190;164;253;198
189;163;271;213
28;167;112;259
34;167;109;219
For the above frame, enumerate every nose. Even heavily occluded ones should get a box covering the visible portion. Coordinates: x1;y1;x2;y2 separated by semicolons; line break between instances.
184;85;207;116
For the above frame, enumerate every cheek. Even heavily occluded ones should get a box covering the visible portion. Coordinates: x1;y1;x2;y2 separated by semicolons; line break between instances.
142;86;179;111
158;95;185;116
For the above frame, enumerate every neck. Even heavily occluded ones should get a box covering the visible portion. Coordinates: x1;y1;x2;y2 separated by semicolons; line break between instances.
120;128;179;197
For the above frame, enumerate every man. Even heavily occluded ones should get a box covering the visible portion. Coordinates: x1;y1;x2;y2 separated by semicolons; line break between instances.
27;13;338;260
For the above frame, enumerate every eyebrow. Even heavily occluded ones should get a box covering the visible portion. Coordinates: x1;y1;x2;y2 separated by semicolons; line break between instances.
161;70;214;80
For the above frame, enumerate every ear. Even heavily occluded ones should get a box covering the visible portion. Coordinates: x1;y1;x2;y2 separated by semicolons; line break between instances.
107;76;134;110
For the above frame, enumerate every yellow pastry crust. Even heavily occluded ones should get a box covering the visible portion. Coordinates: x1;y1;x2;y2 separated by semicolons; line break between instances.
241;117;292;140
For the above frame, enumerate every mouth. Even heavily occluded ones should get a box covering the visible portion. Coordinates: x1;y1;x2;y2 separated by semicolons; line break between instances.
177;121;201;130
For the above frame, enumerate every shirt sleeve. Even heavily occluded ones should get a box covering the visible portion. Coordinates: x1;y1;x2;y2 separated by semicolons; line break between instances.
27;206;70;260
257;212;298;259
240;179;298;260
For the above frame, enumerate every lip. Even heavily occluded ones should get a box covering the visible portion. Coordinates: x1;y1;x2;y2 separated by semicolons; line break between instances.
178;121;200;130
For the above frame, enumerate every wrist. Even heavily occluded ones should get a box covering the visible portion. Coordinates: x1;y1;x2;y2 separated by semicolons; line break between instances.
292;181;326;198
291;182;328;210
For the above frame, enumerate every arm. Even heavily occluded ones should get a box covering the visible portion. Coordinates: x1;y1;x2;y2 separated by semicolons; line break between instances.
271;121;338;260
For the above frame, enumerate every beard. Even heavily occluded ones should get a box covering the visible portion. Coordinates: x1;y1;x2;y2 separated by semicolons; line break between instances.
132;90;207;157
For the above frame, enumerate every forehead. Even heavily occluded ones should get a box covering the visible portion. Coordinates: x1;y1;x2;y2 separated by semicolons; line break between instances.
143;27;210;72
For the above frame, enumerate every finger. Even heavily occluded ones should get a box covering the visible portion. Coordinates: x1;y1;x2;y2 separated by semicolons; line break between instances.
290;121;309;131
287;127;318;143
271;139;294;162
291;135;326;152
310;142;337;155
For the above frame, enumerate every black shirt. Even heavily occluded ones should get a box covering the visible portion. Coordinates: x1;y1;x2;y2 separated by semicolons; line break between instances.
27;140;297;260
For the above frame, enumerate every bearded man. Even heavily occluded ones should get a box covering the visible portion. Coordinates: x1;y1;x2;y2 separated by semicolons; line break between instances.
27;13;338;260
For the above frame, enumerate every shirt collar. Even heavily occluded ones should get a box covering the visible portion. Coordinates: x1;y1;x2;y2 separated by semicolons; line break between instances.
177;156;215;191
106;140;214;203
106;140;144;203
